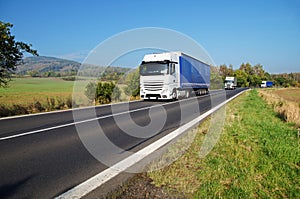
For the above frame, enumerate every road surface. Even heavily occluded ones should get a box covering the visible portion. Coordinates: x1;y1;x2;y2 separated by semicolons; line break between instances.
0;88;247;198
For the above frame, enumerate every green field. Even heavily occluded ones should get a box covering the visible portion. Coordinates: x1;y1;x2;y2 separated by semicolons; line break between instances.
146;90;299;198
0;78;77;105
0;77;132;117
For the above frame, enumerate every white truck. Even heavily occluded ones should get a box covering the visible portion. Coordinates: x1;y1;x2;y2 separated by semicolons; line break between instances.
224;76;237;90
139;52;210;100
261;81;273;88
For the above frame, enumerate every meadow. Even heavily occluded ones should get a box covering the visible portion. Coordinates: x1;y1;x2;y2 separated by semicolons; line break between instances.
0;77;131;117
0;78;76;105
0;78;90;117
145;89;299;198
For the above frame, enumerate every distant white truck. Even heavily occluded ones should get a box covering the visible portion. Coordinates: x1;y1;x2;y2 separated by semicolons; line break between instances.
224;76;237;90
261;81;273;88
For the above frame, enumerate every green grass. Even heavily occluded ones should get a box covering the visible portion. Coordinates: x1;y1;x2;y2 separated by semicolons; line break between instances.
0;77;87;106
147;89;300;198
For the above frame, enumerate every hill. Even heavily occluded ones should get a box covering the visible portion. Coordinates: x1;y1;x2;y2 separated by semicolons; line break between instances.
16;56;131;78
17;56;81;75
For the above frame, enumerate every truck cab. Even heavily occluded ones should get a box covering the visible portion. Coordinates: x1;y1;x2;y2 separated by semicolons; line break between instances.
224;76;237;90
139;53;179;100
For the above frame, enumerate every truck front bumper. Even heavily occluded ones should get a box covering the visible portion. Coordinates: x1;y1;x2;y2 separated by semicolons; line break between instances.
140;89;172;100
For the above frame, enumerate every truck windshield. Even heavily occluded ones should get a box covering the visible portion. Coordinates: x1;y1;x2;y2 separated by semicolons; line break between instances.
140;63;168;76
225;80;234;83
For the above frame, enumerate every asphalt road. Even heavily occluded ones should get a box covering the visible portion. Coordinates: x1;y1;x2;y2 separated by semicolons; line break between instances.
0;88;247;198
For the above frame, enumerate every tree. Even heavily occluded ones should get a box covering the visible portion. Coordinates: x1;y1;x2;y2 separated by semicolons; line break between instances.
234;69;248;87
124;68;140;97
96;82;120;104
84;82;97;103
112;85;121;102
0;21;38;87
210;65;223;89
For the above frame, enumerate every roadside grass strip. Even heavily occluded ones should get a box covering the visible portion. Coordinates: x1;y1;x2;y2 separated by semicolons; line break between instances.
148;89;300;198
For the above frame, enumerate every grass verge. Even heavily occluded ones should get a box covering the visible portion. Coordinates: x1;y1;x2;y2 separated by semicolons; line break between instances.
146;89;299;198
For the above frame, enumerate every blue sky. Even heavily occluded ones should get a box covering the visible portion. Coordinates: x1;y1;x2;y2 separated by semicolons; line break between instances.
1;0;299;73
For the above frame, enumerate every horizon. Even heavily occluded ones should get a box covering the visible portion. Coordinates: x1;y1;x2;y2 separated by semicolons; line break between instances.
22;55;299;75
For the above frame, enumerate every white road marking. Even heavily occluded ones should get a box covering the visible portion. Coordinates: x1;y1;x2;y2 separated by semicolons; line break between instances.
0;92;217;141
0;89;223;121
0;99;143;121
56;89;248;199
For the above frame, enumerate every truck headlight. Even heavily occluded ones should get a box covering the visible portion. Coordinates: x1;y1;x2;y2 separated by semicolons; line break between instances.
162;88;168;94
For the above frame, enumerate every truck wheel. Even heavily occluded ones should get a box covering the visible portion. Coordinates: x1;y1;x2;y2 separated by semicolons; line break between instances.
185;90;190;98
172;89;177;100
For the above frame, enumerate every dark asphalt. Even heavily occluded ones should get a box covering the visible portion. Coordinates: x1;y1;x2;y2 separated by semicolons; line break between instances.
0;88;247;198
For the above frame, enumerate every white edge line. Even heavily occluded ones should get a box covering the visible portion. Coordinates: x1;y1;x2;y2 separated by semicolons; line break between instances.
56;89;248;198
0;89;224;121
0;91;222;141
0;99;143;121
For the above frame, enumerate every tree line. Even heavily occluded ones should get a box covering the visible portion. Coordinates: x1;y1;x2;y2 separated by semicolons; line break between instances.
212;63;299;88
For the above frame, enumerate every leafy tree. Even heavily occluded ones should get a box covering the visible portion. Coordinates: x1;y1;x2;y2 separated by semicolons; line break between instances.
124;68;140;97
253;75;262;87
96;82;120;104
239;62;253;75
112;85;121;101
85;81;121;104
210;66;223;89
0;21;38;87
234;69;248;87
27;70;39;77
85;82;97;103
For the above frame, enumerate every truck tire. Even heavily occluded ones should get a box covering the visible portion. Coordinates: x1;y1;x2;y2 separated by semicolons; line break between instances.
185;90;190;98
172;89;177;101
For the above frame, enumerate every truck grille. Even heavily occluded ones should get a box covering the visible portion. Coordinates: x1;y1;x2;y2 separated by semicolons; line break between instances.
143;81;164;91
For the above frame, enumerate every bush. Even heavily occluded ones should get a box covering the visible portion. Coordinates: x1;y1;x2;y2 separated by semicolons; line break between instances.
0;97;77;118
55;98;65;110
85;81;121;105
62;76;76;81
12;104;28;115
0;105;11;117
29;101;45;112
66;96;73;108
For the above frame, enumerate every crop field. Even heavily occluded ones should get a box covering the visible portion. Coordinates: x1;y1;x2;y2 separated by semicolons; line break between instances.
272;88;300;103
259;88;300;127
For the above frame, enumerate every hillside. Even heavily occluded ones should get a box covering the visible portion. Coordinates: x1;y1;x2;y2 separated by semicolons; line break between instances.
16;56;131;77
17;56;81;75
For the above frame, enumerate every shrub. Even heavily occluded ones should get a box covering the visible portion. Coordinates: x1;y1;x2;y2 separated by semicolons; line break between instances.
0;105;11;117
12;104;28;115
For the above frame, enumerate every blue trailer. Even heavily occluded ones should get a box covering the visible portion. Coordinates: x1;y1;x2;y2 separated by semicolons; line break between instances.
179;54;210;90
266;81;273;87
140;52;210;100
